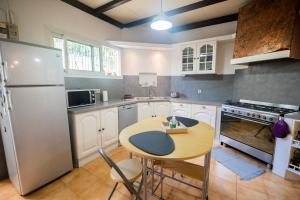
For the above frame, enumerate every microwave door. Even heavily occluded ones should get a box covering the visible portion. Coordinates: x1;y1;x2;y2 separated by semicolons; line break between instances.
67;91;91;108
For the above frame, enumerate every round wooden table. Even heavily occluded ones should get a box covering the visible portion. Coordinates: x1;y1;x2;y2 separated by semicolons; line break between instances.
120;117;215;200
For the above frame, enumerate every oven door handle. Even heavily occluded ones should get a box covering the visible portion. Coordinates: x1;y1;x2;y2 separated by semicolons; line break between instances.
223;113;272;126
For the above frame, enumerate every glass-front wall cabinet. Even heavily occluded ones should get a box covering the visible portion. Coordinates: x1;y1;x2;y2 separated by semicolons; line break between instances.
180;41;216;74
181;45;196;73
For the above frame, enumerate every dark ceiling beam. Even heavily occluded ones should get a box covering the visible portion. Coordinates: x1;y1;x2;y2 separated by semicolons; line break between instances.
95;0;132;14
61;0;124;28
124;0;226;28
169;13;238;33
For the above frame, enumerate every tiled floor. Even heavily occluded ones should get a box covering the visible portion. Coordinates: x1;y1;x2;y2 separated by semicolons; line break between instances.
0;146;300;200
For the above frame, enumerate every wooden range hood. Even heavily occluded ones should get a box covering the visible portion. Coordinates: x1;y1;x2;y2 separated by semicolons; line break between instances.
231;0;300;65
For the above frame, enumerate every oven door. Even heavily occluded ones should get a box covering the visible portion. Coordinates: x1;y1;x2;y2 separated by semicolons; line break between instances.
67;90;92;108
220;112;275;164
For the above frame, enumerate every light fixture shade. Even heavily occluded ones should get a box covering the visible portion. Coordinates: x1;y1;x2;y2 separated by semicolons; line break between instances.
150;16;173;30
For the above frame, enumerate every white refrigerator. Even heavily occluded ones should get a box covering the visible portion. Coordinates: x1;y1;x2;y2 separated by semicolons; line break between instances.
0;40;73;195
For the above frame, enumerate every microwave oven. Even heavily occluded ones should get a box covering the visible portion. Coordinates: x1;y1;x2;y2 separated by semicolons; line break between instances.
66;89;96;108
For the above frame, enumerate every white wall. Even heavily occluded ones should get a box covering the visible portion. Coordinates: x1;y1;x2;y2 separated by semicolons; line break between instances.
122;48;171;76
171;21;237;43
121;25;172;44
6;0;121;47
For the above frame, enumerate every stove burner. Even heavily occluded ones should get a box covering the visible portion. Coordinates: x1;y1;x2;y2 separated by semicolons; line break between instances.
224;101;297;115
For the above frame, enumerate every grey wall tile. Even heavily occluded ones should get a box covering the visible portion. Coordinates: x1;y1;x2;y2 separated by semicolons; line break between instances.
123;76;171;97
64;77;124;99
233;59;300;105
171;75;235;102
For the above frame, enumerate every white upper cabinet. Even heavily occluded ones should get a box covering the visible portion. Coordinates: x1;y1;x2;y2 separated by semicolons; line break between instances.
100;108;118;148
180;41;216;75
196;41;217;74
180;45;197;74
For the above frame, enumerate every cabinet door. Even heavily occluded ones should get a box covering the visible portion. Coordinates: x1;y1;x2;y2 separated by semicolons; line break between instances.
171;103;191;118
138;103;154;121
153;102;170;117
191;105;216;127
75;111;100;159
181;44;197;74
100;108;118;148
196;41;217;74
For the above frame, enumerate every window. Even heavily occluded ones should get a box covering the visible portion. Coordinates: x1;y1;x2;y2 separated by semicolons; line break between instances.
53;37;65;68
102;46;121;76
67;40;92;71
52;34;121;77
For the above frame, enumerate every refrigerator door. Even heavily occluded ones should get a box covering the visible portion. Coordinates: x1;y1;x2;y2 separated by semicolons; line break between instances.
0;94;21;193
6;86;73;195
0;41;64;86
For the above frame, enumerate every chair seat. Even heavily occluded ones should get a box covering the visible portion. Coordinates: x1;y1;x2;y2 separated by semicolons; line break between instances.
111;159;143;183
154;160;204;181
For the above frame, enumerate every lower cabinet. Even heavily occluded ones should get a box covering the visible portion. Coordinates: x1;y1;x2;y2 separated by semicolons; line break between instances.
69;107;118;167
191;105;217;128
171;103;217;128
171;103;191;117
138;102;171;121
100;108;119;148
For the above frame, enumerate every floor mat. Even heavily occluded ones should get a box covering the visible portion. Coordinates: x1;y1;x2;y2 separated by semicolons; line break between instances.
212;147;266;180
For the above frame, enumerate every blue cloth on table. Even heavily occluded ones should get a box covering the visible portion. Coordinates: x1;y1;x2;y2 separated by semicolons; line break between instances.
129;131;175;156
167;116;198;127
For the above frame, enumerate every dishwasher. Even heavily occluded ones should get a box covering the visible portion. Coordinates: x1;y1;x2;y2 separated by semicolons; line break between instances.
118;104;137;144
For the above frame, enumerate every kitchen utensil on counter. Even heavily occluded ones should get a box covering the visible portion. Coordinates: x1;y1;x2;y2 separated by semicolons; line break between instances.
102;90;108;102
170;91;179;98
123;94;134;100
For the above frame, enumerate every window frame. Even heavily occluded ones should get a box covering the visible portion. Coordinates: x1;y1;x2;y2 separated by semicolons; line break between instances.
51;32;122;79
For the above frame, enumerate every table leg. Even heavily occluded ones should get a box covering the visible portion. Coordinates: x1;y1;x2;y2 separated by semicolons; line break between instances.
143;157;148;200
202;152;211;200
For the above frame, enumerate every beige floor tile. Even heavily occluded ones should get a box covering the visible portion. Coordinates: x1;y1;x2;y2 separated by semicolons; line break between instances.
1;146;299;200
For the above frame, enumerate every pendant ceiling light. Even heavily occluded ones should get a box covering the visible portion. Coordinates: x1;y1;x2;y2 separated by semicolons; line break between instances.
150;0;172;31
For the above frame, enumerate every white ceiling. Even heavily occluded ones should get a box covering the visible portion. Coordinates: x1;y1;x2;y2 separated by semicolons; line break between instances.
77;0;250;26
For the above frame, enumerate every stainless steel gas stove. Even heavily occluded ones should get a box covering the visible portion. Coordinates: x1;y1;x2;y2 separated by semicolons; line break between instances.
220;99;299;166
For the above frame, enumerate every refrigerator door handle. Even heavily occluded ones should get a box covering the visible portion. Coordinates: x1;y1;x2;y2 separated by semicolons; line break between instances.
3;61;9;82
7;89;13;110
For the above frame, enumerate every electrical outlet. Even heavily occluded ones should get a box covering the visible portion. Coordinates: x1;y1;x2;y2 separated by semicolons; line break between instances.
95;89;101;94
197;89;202;94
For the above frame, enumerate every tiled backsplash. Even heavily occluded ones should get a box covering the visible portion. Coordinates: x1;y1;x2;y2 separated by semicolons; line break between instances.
171;75;235;103
233;59;300;105
65;59;300;106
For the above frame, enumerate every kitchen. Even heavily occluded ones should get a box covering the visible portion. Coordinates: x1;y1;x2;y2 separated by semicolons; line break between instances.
0;0;300;199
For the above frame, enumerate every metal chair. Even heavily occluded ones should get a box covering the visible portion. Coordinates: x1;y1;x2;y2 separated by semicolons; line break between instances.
99;148;143;200
151;156;211;200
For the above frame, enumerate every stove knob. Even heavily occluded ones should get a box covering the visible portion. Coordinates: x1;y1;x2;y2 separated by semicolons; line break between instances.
247;113;250;116
257;114;261;118
252;114;256;117
262;116;267;120
231;109;235;113
269;117;273;122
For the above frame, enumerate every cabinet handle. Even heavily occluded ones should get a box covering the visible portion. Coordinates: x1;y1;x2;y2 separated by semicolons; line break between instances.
102;128;105;131
2;61;8;82
98;129;102;132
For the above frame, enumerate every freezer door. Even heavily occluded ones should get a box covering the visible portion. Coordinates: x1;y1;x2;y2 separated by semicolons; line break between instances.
7;86;73;195
0;41;64;86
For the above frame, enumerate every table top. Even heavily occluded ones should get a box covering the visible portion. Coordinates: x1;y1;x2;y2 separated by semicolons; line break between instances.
119;117;215;160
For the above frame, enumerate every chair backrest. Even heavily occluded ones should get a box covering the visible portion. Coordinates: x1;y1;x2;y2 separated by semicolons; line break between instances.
98;148;141;198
